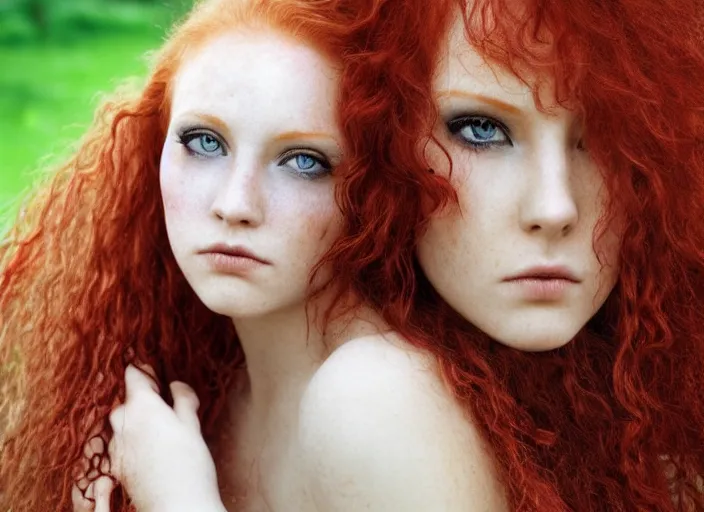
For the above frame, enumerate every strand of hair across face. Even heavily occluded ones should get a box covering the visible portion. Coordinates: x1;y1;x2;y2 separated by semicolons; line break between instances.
321;0;704;509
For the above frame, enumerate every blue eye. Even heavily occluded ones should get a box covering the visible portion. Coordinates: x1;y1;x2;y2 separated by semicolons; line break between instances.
280;151;331;179
295;154;316;170
447;115;511;149
199;134;221;153
178;130;226;157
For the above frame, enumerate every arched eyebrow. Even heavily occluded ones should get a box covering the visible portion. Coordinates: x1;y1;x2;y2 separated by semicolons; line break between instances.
175;112;234;140
273;131;338;144
436;89;523;116
173;113;340;147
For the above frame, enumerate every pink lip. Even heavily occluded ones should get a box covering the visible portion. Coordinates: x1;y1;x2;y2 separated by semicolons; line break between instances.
503;265;580;283
198;243;270;265
502;265;579;301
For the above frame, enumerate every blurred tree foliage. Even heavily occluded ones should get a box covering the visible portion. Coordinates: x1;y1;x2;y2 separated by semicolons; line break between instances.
0;0;193;44
0;0;195;226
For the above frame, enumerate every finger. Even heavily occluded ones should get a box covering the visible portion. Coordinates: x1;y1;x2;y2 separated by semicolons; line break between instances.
107;437;123;481
77;476;90;493
134;362;157;382
79;429;109;491
170;381;201;432
72;456;90;480
83;436;106;459
92;476;115;512
80;409;109;464
100;454;111;474
125;364;160;400
108;405;126;434
107;407;125;482
82;408;102;440
71;483;94;512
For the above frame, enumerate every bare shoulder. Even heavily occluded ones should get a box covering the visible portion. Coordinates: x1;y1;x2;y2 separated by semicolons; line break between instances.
299;334;507;512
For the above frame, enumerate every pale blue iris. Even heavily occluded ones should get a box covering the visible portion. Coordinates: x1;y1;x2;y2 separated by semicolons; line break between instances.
296;154;316;170
200;134;220;153
469;118;498;141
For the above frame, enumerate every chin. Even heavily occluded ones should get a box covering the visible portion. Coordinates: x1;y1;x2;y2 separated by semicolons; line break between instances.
201;299;276;319
194;284;304;320
495;334;575;352
190;287;266;318
479;321;580;353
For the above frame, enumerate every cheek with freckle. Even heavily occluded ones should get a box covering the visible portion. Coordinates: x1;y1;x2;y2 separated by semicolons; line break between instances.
161;186;189;218
295;192;340;246
304;220;336;254
159;148;178;210
159;149;193;217
302;214;340;287
321;208;343;245
316;211;342;244
317;225;330;243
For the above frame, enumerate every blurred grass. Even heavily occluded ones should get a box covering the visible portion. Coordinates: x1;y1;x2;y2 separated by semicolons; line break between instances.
0;0;191;230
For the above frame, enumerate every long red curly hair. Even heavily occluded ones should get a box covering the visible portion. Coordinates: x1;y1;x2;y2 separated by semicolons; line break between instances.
0;0;372;510
2;0;704;511
323;0;704;510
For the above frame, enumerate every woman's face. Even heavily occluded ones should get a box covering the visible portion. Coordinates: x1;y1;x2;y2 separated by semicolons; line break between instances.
160;29;343;319
417;17;621;351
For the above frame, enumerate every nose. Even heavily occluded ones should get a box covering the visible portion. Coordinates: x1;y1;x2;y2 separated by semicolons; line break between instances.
211;160;265;227
518;144;579;239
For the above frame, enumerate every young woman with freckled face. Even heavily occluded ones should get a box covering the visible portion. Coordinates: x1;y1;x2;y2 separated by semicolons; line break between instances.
324;0;704;509
4;0;704;509
111;1;703;509
418;21;622;353
0;1;507;511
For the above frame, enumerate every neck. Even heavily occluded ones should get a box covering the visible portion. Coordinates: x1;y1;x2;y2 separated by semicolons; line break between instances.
233;302;328;410
231;293;386;420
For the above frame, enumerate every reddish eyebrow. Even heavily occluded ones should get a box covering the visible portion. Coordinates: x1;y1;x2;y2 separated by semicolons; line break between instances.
273;131;338;143
191;114;232;136
176;116;339;146
437;90;523;115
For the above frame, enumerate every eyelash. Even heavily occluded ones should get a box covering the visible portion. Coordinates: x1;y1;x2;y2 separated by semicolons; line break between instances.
277;149;332;180
176;128;332;179
446;114;512;151
177;128;226;157
446;114;589;154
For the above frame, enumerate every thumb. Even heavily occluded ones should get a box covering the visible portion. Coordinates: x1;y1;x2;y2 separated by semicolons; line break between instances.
92;477;115;512
170;381;201;432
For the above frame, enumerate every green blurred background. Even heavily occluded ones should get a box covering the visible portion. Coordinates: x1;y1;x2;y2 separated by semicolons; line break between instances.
0;0;194;229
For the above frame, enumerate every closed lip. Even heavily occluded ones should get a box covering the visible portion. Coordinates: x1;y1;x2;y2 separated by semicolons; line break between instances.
503;265;580;283
198;243;270;264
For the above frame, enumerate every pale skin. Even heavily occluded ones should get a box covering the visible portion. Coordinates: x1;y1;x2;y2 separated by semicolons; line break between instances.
73;8;625;512
418;11;621;352
72;26;508;512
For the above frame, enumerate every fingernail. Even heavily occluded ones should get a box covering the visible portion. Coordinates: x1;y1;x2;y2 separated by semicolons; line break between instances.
94;476;114;496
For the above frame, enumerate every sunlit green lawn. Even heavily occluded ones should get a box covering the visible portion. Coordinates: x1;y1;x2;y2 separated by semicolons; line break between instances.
0;35;163;228
0;0;193;229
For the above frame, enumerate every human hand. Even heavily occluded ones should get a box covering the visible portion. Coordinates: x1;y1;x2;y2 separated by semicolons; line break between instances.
107;365;226;512
71;434;114;512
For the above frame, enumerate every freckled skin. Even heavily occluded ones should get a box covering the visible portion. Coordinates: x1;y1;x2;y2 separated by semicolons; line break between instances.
160;29;344;320
418;14;621;352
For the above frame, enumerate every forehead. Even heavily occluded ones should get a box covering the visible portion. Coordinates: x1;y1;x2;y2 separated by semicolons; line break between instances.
170;29;339;123
433;13;556;112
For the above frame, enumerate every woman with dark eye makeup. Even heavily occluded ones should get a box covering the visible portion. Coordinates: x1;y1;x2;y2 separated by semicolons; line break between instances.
0;1;503;511
3;0;704;510
326;0;704;509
